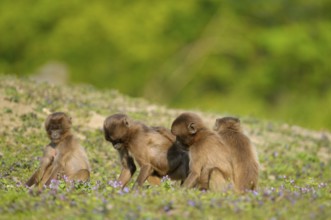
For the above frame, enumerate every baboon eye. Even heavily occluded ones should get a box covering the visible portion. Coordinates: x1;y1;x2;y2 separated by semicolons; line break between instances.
51;124;60;130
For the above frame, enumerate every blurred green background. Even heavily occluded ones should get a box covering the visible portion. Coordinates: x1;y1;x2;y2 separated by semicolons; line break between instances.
1;0;331;130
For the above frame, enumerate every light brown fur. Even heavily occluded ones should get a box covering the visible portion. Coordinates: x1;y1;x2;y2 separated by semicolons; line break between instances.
111;143;161;187
213;117;259;192
103;114;189;189
171;112;233;192
26;112;90;189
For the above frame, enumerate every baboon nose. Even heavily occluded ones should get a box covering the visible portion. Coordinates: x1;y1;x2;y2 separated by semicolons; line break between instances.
51;133;60;139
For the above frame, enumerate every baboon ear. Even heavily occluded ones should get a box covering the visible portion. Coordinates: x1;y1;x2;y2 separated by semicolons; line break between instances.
234;117;240;123
213;121;219;131
104;130;109;141
45;115;51;130
123;117;130;127
188;123;197;134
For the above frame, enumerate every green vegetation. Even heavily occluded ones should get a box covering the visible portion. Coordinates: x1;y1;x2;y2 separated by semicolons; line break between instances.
1;1;331;130
0;76;330;219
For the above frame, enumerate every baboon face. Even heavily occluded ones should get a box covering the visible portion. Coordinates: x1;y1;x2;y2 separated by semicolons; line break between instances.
171;112;203;147
213;117;240;132
103;114;130;150
45;112;72;143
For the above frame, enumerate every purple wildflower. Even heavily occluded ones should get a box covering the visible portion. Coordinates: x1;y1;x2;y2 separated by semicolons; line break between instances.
58;194;66;201
278;190;284;197
318;182;327;188
163;205;171;212
92;180;101;191
63;175;73;185
163;201;173;213
118;188;130;195
252;190;259;196
70;200;77;207
188;200;196;207
279;184;285;191
108;180;122;188
263;188;274;196
49;179;60;190
161;175;170;183
299;187;309;194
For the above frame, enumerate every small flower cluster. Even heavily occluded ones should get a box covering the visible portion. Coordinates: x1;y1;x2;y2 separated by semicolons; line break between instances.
161;175;171;183
107;180;130;194
108;180;122;188
161;175;174;190
49;179;61;190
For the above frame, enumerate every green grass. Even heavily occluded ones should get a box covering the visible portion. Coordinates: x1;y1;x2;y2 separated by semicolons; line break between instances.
0;76;330;220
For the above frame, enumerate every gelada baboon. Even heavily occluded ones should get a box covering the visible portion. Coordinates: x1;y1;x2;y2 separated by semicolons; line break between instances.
108;142;161;187
171;112;234;192
26;112;90;188
213;117;259;192
103;113;189;189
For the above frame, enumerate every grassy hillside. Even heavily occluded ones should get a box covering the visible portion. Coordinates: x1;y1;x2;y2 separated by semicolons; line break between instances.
2;0;331;130
0;76;330;220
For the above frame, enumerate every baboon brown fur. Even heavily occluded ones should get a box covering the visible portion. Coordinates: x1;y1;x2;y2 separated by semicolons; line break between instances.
110;143;161;187
103;113;189;189
171;112;233;192
26;112;90;189
213;117;259;192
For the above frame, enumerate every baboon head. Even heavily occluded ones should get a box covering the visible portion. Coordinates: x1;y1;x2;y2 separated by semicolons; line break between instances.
171;112;205;147
213;117;241;132
103;113;132;149
45;112;72;143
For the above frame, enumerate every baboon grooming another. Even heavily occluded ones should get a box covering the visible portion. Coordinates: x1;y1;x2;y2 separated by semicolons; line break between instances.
171;112;234;192
103;114;189;189
213;117;259;192
26;112;91;188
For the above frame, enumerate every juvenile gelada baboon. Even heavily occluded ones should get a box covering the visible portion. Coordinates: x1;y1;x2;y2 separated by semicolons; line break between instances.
213;117;259;192
171;112;234;192
103;113;189;189
26;112;90;189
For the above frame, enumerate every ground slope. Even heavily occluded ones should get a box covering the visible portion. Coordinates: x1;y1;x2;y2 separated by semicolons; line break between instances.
0;76;330;220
